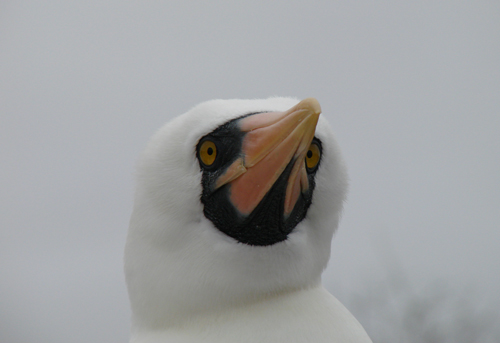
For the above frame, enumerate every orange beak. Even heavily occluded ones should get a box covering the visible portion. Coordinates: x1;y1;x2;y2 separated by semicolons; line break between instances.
213;98;321;217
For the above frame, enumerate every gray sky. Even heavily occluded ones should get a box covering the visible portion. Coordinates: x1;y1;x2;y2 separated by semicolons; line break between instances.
1;1;499;342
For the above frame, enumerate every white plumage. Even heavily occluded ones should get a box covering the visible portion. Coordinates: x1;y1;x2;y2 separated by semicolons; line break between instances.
125;97;372;342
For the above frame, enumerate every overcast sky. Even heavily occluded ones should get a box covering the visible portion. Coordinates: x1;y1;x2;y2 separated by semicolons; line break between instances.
1;1;499;342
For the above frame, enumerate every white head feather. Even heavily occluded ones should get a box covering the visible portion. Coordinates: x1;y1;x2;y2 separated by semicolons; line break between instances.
125;97;348;331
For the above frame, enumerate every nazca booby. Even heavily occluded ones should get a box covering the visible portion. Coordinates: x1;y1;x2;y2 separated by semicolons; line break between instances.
125;97;372;343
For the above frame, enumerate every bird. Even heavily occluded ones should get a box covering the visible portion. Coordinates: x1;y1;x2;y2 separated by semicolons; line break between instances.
124;97;373;343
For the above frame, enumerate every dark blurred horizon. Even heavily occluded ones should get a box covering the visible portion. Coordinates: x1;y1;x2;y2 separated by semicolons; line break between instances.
1;1;499;342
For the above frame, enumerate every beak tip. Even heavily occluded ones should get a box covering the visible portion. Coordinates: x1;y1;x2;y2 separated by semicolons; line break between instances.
297;97;322;116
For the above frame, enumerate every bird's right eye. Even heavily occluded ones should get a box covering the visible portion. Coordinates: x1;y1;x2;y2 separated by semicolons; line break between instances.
198;140;217;167
305;142;321;172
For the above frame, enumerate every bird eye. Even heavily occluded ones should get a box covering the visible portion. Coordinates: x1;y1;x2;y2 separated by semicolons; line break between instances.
198;140;217;167
305;142;321;171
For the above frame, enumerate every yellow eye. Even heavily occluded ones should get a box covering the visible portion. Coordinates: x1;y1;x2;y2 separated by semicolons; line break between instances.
199;140;217;166
305;143;321;170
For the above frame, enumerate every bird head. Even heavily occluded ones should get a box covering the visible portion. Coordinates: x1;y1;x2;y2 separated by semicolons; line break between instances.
125;97;348;328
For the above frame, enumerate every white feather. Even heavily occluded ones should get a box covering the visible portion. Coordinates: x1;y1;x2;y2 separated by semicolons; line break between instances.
125;97;372;342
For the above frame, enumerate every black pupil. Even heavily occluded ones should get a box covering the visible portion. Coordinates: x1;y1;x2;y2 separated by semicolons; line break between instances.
307;150;313;158
207;147;214;155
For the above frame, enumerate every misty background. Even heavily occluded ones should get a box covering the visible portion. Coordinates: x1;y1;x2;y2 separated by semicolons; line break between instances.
1;1;499;342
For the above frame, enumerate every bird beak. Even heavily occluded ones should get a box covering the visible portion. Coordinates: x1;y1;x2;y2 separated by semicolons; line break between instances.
215;98;321;217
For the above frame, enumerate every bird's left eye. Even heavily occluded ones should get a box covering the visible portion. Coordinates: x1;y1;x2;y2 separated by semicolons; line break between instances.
305;142;321;171
198;140;218;167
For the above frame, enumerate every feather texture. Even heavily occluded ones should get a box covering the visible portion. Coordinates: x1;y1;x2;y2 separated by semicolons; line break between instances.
125;97;371;342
